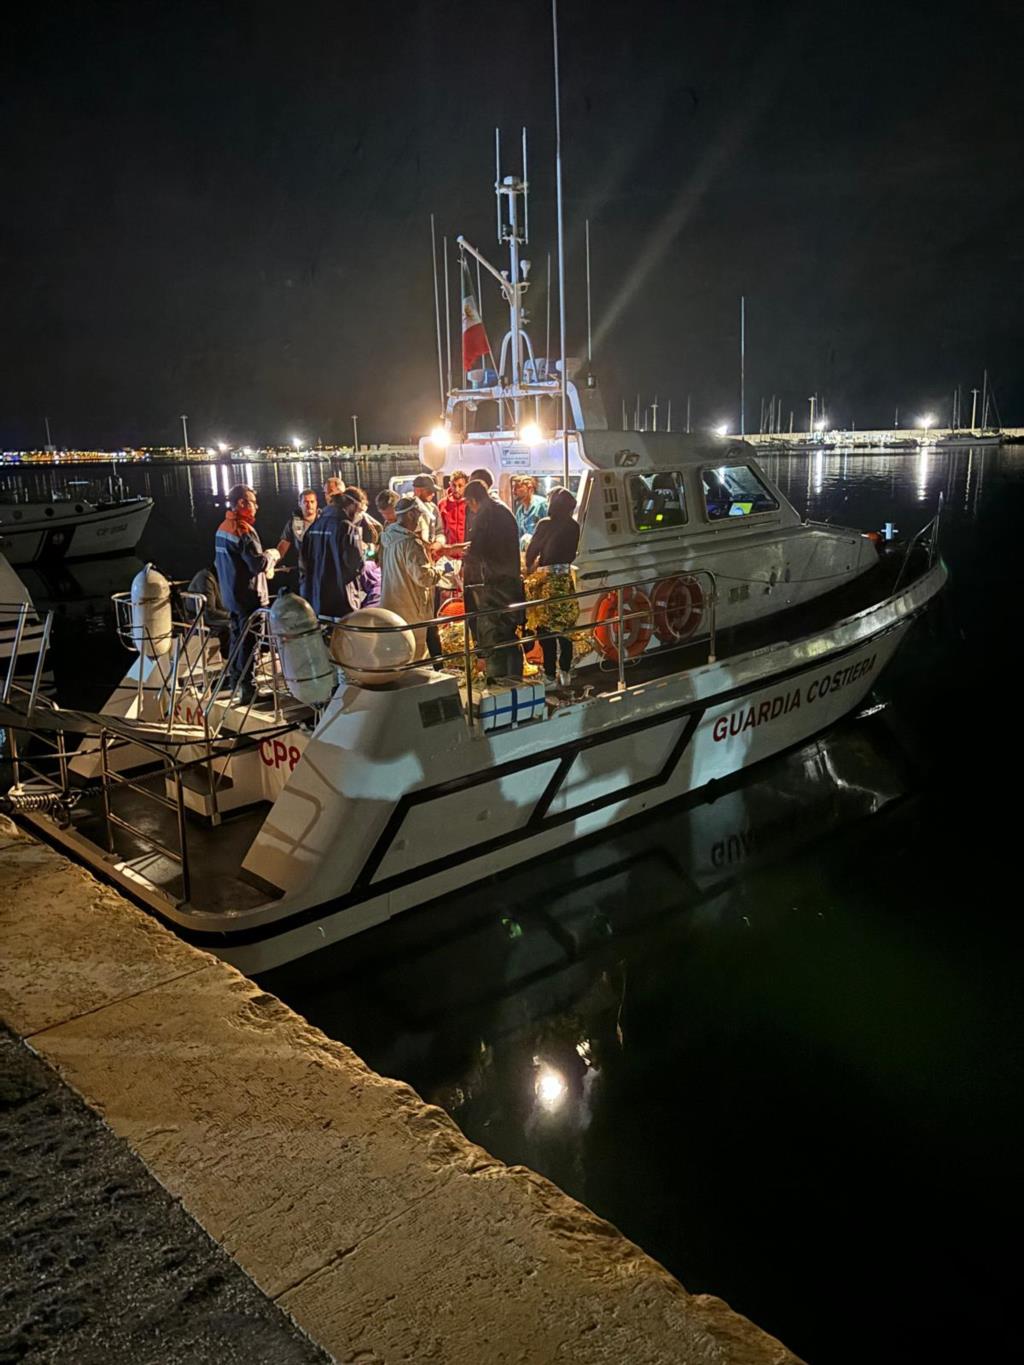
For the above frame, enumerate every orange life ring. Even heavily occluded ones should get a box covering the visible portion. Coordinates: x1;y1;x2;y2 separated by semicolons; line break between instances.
439;596;464;617
652;575;704;643
594;587;653;662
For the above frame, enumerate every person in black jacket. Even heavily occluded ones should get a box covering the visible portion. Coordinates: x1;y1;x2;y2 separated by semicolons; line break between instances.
463;479;524;682
302;492;365;620
525;487;580;684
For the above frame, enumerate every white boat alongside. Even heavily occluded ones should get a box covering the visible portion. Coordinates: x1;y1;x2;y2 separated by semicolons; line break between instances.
0;159;947;973
0;481;153;565
0;551;48;679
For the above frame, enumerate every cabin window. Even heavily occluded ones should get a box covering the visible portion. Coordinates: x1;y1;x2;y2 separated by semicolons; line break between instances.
701;465;779;520
627;472;687;533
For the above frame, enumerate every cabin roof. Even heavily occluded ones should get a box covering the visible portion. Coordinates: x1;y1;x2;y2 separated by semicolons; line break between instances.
579;430;757;471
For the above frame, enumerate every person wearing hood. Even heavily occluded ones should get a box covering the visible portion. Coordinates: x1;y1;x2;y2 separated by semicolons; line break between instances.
214;484;278;702
302;491;365;620
379;496;444;660
525;486;580;685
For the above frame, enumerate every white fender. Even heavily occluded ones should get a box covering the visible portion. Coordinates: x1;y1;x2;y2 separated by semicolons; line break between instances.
268;589;335;706
130;563;173;657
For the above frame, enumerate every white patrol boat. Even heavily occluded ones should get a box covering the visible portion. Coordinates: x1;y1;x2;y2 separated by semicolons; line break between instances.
0;475;153;566
0;157;947;974
0;550;49;681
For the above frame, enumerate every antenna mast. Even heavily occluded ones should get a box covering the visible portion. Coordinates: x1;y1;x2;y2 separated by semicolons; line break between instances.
740;295;746;437
552;0;570;486
430;216;445;411
585;218;592;369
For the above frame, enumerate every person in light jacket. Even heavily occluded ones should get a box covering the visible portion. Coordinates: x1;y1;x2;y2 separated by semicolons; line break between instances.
379;496;444;660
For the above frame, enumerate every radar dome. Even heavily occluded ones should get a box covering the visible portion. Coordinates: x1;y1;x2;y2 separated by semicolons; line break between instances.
329;607;418;686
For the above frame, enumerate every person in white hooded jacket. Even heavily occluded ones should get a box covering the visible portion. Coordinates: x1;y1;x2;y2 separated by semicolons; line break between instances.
379;496;444;660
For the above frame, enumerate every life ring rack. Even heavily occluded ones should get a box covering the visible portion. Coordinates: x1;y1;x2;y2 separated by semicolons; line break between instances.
652;574;705;644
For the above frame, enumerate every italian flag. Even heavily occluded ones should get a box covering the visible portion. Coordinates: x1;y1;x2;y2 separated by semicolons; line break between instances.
461;264;490;371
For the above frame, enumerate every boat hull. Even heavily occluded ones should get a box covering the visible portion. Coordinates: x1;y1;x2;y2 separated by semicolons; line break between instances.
0;500;153;565
20;560;945;972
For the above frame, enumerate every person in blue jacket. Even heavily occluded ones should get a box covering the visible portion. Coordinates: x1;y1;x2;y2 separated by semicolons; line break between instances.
214;484;277;703
302;491;365;620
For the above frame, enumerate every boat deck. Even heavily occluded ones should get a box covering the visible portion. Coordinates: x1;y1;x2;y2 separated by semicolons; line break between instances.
72;772;272;917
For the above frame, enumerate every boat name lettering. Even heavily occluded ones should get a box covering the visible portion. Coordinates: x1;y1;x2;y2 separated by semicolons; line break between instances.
711;653;877;742
259;737;302;772
96;522;128;537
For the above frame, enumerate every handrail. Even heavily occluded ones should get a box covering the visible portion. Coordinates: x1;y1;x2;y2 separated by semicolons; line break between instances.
321;566;721;730
892;495;943;596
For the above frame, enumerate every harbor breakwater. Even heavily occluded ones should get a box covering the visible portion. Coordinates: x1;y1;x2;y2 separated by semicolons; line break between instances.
0;816;800;1364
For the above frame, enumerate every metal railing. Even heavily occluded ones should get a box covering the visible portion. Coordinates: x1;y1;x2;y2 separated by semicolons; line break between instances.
323;567;721;730
892;494;943;596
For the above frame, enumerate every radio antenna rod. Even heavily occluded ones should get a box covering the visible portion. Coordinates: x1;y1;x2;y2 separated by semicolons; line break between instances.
552;0;569;486
430;215;445;411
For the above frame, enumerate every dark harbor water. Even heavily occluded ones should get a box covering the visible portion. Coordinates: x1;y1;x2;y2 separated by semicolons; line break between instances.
3;447;1022;1363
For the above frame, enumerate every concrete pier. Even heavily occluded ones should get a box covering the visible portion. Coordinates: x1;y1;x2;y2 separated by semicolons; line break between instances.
0;816;801;1363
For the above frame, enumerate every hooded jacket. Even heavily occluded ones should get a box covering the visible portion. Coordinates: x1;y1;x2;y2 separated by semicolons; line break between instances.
379;521;442;659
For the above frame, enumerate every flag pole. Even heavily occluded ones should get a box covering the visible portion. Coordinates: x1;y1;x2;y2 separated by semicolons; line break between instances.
552;0;569;488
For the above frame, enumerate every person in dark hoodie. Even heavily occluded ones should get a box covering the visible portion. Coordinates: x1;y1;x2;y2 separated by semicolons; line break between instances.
302;491;365;620
525;486;580;685
463;478;524;682
214;484;277;703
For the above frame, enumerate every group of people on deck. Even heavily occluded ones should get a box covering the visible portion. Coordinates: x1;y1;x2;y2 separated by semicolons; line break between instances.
208;467;579;702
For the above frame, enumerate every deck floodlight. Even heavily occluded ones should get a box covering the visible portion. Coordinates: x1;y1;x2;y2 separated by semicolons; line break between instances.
714;423;729;437
918;414;935;431
429;425;450;449
519;421;544;445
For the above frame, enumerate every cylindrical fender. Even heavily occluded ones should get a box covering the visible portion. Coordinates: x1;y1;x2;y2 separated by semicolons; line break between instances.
268;589;335;706
130;563;173;657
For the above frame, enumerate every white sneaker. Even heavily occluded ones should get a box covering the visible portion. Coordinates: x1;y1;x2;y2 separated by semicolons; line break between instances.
542;672;558;687
557;669;573;688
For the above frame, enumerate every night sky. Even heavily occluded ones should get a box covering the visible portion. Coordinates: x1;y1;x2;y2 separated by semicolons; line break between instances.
2;0;1020;448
